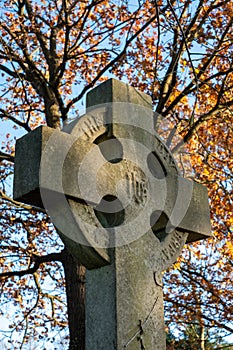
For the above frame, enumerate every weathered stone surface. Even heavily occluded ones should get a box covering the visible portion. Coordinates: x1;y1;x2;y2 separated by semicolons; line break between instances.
13;116;211;245
86;78;152;109
13;78;212;349
13;125;53;208
86;232;166;350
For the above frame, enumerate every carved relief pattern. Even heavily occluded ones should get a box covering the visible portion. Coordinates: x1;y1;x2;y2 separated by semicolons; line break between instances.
154;136;177;172
78;114;104;140
160;230;187;268
125;166;148;205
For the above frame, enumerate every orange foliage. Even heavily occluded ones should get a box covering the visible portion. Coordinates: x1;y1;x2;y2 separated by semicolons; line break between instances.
0;0;232;347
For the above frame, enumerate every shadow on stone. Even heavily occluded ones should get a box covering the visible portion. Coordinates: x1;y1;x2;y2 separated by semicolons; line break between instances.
147;152;167;179
94;195;125;228
150;210;169;242
94;131;123;164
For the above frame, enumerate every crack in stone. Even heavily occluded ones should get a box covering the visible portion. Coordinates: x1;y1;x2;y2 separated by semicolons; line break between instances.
123;296;158;349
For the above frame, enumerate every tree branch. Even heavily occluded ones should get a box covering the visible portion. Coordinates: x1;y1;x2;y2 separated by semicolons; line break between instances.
166;299;233;334
0;64;25;79
0;151;14;163
172;98;233;153
0;108;31;132
164;15;233;117
156;0;204;114
0;251;64;280
180;267;231;312
65;12;158;113
0;190;45;213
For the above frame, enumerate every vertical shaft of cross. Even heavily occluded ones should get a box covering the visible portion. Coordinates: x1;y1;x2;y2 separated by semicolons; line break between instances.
85;234;166;349
85;80;166;349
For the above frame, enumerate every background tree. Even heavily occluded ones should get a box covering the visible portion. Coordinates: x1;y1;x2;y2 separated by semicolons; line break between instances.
0;0;232;349
166;324;233;350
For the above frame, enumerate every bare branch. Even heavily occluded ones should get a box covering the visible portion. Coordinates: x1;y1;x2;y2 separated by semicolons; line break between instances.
0;190;45;213
164;15;233;116
65;13;158;113
0;151;14;163
0;108;31;132
0;64;25;79
0;251;64;280
151;0;161;93
156;0;204;114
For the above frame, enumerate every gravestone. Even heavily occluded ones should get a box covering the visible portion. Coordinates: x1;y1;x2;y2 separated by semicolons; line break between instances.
13;79;212;349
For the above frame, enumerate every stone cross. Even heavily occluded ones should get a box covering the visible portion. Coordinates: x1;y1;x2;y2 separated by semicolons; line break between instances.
13;79;211;349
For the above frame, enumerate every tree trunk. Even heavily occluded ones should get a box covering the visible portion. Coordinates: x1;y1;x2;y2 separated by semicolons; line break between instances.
62;248;86;350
